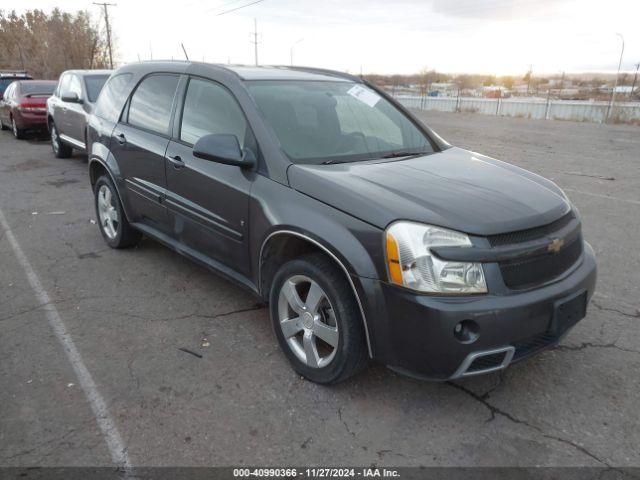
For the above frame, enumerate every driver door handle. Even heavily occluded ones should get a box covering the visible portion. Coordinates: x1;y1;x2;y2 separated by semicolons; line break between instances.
167;155;185;169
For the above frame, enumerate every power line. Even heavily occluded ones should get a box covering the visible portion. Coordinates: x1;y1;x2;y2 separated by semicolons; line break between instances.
93;2;116;69
216;0;266;16
205;0;250;13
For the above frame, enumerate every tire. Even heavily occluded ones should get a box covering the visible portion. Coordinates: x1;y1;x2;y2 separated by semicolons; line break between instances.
49;121;72;158
0;119;8;130
94;175;141;248
11;117;25;139
269;253;368;384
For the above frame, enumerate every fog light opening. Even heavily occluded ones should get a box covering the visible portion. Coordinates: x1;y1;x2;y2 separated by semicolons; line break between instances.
454;320;479;344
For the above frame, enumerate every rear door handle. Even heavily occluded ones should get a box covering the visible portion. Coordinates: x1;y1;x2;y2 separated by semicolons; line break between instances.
115;133;126;145
167;155;185;169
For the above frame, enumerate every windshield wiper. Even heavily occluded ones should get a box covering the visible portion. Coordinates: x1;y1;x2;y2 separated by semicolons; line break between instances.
380;151;427;159
321;159;347;165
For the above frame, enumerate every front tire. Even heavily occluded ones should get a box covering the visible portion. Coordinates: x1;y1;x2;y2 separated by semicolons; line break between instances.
269;253;368;384
50;121;72;158
94;175;141;248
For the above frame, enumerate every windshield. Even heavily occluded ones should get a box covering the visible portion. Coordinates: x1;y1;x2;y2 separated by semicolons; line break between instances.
247;81;434;164
20;81;56;95
84;75;110;102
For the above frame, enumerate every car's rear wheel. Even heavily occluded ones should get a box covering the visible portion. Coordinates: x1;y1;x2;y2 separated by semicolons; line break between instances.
269;253;368;384
0;118;8;130
94;175;141;248
11;117;25;140
50;122;72;158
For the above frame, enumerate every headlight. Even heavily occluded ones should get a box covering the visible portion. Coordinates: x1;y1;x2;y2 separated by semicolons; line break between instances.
385;222;487;294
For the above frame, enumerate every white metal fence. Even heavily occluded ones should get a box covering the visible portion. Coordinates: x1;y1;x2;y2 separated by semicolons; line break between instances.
394;95;640;125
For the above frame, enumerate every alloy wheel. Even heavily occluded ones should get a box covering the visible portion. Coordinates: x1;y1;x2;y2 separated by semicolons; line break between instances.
277;275;339;368
51;125;59;154
97;184;119;240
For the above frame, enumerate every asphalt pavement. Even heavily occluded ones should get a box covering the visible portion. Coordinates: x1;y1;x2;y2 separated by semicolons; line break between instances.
0;112;638;470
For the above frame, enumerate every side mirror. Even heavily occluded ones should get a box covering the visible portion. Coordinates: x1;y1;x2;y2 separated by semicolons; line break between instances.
61;91;82;103
193;133;254;168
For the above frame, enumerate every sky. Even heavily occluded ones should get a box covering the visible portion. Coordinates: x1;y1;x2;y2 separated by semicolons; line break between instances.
4;0;640;76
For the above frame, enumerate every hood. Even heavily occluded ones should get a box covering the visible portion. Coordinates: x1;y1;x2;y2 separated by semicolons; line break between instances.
287;147;570;236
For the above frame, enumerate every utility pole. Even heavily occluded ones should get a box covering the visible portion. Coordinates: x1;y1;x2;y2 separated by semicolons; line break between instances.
607;33;625;122
94;2;116;69
558;71;565;97
631;62;640;97
250;18;260;66
526;64;533;95
290;38;303;66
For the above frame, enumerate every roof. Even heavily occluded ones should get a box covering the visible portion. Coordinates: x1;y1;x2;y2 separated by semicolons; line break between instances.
61;69;113;77
122;60;358;82
16;79;57;84
224;65;353;82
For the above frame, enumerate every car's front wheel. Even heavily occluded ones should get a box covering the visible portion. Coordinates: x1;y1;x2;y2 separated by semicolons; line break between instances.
50;121;72;158
269;253;368;384
94;175;141;248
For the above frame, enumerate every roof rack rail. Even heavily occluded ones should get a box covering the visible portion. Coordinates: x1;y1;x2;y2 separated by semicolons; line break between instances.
284;66;362;83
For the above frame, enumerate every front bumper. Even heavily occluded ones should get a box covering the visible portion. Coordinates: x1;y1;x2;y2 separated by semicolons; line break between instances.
356;242;597;380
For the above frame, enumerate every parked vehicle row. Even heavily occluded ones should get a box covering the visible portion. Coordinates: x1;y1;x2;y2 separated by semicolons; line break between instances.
0;69;111;150
81;61;596;384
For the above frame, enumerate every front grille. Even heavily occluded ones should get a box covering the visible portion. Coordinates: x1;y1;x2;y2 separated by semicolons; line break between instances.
488;212;574;247
467;352;507;372
499;236;583;290
512;332;558;361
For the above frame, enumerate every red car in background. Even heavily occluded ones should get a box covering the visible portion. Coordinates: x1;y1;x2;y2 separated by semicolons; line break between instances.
0;80;57;139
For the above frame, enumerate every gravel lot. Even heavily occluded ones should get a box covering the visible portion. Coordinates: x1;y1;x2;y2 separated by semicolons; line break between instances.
0;111;638;470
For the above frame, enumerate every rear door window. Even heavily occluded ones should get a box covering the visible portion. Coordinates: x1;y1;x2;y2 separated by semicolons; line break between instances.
127;74;179;136
84;75;110;102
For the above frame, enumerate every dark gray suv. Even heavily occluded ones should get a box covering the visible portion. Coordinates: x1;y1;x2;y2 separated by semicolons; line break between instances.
86;61;597;384
47;69;111;158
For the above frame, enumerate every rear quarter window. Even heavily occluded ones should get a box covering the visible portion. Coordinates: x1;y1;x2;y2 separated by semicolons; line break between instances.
94;73;133;122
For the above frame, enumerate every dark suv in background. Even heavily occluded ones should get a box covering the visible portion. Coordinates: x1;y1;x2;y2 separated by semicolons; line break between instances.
47;69;111;158
86;61;597;384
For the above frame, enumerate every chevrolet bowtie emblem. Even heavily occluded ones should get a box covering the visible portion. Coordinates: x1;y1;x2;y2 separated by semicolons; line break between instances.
548;238;565;253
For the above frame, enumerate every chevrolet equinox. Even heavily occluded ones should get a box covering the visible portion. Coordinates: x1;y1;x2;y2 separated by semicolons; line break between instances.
86;62;597;384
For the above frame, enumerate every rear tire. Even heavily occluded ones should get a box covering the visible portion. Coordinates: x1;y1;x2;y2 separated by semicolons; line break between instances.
11;117;25;139
269;253;369;384
50;121;72;158
94;175;141;248
0;119;8;130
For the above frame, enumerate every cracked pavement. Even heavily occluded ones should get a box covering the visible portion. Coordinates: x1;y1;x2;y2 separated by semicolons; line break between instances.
1;113;639;468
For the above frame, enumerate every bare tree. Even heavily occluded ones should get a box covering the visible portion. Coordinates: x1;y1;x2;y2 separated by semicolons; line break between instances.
0;8;110;79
